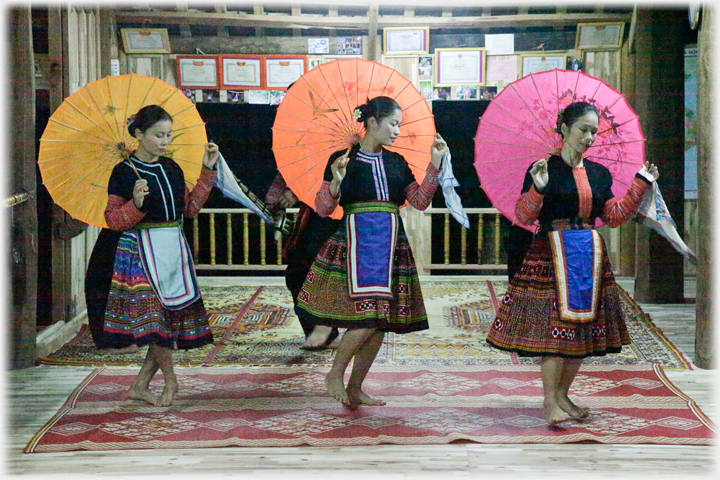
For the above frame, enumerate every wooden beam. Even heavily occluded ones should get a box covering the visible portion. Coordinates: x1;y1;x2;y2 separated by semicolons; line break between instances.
113;10;632;30
405;7;415;17
10;4;38;369
442;7;453;18
368;3;379;61
291;5;301;36
253;5;264;37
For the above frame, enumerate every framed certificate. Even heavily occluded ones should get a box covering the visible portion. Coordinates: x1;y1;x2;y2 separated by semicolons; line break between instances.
383;27;429;55
219;55;263;89
435;48;486;86
176;55;219;89
576;22;625;49
264;55;306;90
121;28;171;54
521;54;567;77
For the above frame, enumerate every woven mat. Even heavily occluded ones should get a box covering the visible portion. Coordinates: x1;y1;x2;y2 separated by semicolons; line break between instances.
25;364;715;452
38;279;692;370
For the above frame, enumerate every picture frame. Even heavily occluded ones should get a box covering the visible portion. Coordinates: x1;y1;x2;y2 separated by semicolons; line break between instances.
435;48;485;86
176;55;219;89
126;54;164;79
264;55;307;90
575;22;625;49
219;55;264;90
383;27;430;55
120;28;171;54
521;54;567;77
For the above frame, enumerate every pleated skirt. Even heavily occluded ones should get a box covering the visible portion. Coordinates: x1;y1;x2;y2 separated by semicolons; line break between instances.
296;221;429;334
486;235;631;358
102;231;214;350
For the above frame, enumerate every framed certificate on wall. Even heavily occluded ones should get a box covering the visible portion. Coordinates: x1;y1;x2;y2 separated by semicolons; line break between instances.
521;54;567;77
121;28;171;54
435;48;486;86
176;55;219;89
220;55;263;89
576;22;625;49
383;27;429;55
264;55;307;90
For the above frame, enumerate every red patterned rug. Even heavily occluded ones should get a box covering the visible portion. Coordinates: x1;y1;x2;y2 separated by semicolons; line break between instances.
25;364;715;452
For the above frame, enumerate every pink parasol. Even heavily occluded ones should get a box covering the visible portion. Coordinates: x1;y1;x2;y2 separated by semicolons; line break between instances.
474;69;645;232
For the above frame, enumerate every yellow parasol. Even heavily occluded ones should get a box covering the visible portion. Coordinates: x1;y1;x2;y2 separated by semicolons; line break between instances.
38;74;208;228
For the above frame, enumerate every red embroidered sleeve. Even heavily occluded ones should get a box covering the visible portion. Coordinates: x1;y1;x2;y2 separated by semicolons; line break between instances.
264;172;288;208
404;162;440;211
315;180;340;217
104;195;146;231
184;167;216;218
515;186;545;225
600;176;651;228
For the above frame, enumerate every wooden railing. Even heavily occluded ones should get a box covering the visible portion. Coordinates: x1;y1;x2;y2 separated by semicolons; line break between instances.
423;207;507;271
189;207;508;272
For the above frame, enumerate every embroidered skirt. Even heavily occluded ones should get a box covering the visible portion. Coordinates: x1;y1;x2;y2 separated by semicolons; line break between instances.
486;234;630;358
103;231;213;350
296;219;429;333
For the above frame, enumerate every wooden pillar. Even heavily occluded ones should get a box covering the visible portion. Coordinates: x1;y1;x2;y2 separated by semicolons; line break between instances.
9;6;38;369
367;3;379;62
48;5;72;323
631;8;686;303
694;5;714;369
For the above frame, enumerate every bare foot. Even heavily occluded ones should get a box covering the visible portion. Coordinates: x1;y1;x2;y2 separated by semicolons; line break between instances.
302;326;334;349
327;336;341;349
127;385;158;406
99;345;139;355
559;396;590;419
544;401;571;425
157;377;178;407
325;373;351;405
347;389;386;406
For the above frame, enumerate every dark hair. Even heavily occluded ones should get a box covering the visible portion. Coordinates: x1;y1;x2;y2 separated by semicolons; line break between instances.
128;105;172;137
556;101;599;137
354;96;401;128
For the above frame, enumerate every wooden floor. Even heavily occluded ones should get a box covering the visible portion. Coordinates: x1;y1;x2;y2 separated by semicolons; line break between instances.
6;277;716;476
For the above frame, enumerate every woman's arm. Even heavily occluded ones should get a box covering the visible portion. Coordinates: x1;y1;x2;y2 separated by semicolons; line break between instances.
404;163;440;211
600;176;651;227
184;167;217;218
315;180;340;217
105;195;146;231
515;185;545;225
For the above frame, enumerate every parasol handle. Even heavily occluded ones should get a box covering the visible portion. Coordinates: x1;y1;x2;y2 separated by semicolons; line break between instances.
118;142;143;180
127;159;143;180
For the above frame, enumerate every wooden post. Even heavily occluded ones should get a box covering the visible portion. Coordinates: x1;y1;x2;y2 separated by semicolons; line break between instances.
631;8;685;304
367;3;379;62
10;5;38;369
695;5;714;369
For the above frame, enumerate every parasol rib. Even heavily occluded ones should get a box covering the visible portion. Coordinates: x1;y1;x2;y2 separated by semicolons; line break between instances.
335;60;357;128
275;108;355;136
477;117;557;151
85;81;125;141
317;61;357;135
484;93;556;149
289;77;356;139
279;142;345;169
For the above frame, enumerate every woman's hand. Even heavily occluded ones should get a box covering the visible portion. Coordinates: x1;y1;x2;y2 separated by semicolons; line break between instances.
203;142;219;169
277;189;299;208
133;179;149;209
430;134;448;169
639;161;660;182
329;146;351;198
530;159;549;192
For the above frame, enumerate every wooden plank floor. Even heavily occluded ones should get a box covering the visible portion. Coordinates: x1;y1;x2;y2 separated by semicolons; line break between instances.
6;277;716;476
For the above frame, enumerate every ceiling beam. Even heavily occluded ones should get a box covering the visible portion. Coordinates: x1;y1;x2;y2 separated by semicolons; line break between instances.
114;10;633;30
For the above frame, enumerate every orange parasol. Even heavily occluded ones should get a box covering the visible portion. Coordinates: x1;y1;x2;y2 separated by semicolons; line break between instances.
272;58;436;219
38;74;208;228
